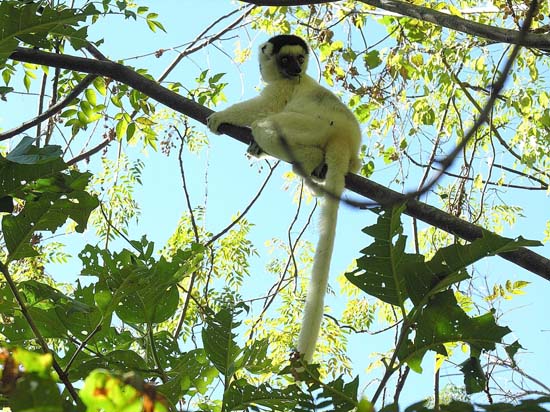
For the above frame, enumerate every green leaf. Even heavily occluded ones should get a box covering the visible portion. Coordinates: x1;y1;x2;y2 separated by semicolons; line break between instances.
116;283;179;324
0;85;14;98
93;76;107;96
79;243;199;324
459;357;486;394
202;305;247;378
2;171;99;260
126;121;136;141
157;349;218;403
5;136;62;165
79;370;142;412
67;350;146;381
115;117;128;139
13;348;53;377
55;288;104;341
85;88;97;105
9;374;63;412
345;205;420;306
346;206;542;308
406;231;541;305
224;380;304;412
240;339;273;375
316;375;359;412
504;340;524;367
364;50;382;69
0;2;98;64
398;290;510;373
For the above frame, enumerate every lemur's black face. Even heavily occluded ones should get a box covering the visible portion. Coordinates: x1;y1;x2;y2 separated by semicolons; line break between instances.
260;35;310;82
277;52;307;78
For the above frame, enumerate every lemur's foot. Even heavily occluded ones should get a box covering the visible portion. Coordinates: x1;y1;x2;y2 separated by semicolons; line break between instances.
247;141;264;157
312;163;327;180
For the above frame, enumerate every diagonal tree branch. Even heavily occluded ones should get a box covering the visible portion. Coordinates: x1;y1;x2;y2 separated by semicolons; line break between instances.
8;47;550;281
0;74;97;141
241;0;550;50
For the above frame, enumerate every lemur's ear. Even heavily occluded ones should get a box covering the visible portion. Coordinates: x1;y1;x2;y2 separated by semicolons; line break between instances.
260;41;274;58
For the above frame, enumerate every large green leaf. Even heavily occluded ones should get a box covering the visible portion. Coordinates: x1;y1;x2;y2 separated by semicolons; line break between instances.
316;375;359;412
0;280;80;342
0;1;97;63
9;375;63;412
346;206;542;308
406;231;542;305
0;139;99;260
114;249;199;324
65;349;146;381
157;349;218;404
54;283;107;343
345;205;420;306
397;290;510;374
0;138;66;196
239;338;273;375
459;357;486;394
79;242;200;324
202;305;247;378
2;179;99;260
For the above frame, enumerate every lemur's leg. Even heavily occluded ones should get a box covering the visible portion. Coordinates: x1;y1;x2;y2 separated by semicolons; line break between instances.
250;113;330;177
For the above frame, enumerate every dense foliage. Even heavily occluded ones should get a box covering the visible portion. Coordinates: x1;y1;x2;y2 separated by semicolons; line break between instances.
0;1;549;411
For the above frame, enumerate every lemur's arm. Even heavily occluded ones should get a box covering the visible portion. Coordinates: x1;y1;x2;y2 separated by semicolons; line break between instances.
207;84;287;134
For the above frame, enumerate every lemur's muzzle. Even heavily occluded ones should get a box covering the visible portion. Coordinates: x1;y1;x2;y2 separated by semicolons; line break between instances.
283;57;302;77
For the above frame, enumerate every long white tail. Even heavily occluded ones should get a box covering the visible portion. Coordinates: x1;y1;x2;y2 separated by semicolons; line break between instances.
296;150;347;361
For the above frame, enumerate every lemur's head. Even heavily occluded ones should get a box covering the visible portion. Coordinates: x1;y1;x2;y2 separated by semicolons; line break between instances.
259;34;309;82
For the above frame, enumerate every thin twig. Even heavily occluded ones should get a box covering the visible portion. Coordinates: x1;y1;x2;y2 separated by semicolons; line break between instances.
288;183;305;288
0;75;97;141
67;133;114;166
36;72;48;144
248;201;318;339
157;5;256;84
394;365;410;406
63;321;103;373
206;161;279;247
173;124;200;339
174;124;200;241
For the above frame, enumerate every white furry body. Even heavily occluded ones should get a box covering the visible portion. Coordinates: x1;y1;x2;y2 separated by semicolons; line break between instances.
208;37;361;361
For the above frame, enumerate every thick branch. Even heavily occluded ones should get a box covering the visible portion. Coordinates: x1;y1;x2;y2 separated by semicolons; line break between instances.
241;0;550;50
8;47;550;281
345;174;550;280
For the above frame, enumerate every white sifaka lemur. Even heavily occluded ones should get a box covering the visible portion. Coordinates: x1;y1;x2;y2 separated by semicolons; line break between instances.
207;34;361;362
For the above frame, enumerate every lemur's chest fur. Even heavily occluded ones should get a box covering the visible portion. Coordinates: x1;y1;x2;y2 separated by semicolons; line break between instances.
262;76;339;116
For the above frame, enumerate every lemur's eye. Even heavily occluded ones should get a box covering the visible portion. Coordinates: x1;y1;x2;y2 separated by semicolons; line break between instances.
298;55;305;64
281;56;289;64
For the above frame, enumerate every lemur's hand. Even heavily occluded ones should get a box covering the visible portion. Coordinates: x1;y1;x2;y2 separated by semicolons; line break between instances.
206;111;228;135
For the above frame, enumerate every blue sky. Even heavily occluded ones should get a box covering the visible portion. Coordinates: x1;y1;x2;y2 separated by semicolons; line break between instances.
1;0;549;407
